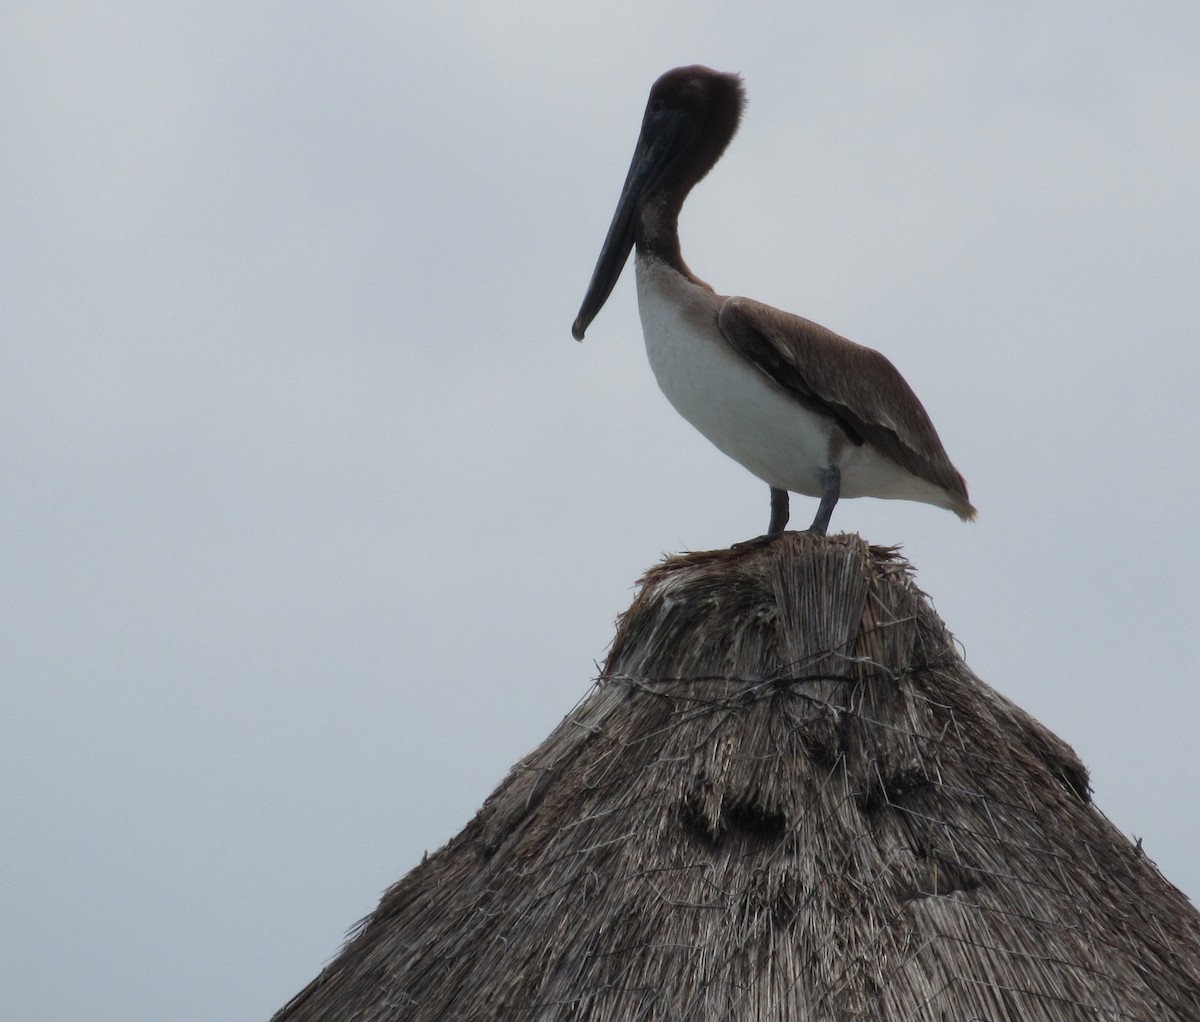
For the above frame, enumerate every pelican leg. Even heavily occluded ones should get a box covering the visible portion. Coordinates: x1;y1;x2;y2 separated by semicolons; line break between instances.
767;486;790;537
732;487;790;550
807;467;841;536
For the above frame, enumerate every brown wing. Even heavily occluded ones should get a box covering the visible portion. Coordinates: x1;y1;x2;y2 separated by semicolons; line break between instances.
718;296;973;512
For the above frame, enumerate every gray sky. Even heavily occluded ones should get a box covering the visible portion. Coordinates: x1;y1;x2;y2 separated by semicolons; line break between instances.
4;4;1198;1019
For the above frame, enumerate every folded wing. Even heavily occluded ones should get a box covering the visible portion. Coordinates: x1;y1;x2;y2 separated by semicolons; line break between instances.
718;296;974;517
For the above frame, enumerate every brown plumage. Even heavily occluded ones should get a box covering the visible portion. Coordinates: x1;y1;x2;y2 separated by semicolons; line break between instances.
719;296;975;519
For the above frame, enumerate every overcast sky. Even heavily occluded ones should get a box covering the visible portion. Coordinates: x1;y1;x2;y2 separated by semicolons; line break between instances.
4;4;1198;1020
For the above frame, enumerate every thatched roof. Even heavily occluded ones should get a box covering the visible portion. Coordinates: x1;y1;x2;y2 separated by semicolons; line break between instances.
274;533;1200;1021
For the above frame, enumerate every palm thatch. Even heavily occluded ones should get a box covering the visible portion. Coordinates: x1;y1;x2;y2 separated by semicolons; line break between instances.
274;533;1200;1021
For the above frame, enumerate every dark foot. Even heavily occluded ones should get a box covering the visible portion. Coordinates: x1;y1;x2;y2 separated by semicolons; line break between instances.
731;531;786;551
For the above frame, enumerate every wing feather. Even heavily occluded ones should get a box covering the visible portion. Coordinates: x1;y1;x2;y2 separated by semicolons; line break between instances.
718;296;973;514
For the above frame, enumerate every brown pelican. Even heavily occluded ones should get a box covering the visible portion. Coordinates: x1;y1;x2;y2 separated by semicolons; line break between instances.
573;66;974;539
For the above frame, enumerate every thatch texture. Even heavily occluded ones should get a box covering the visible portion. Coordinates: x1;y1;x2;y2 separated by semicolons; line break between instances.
274;534;1200;1021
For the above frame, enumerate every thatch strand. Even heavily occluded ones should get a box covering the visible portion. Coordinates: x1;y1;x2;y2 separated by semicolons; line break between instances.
273;534;1200;1021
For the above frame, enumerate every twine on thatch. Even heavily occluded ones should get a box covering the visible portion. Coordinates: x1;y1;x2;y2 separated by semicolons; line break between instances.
274;533;1200;1021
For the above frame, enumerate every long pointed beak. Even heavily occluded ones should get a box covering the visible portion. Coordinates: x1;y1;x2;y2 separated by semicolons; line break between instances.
572;111;691;341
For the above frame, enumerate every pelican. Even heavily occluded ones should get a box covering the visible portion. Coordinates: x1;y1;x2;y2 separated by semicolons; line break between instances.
572;66;975;539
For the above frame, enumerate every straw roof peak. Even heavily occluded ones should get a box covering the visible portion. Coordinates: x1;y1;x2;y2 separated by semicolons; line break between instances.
274;532;1200;1021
